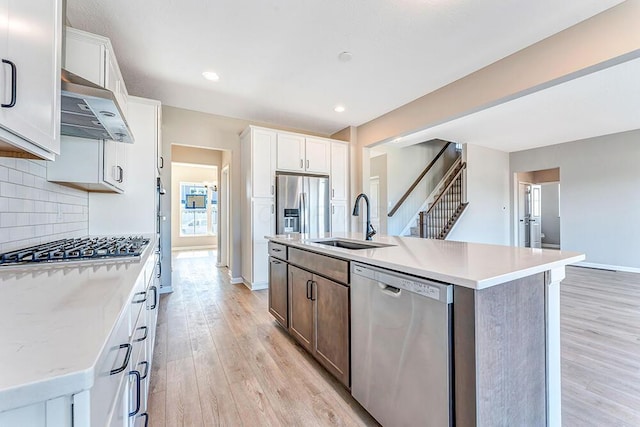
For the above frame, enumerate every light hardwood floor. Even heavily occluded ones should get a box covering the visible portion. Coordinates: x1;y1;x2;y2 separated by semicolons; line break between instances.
148;252;640;426
561;266;640;426
147;250;378;427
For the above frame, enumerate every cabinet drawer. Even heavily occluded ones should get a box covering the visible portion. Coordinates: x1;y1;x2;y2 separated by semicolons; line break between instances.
268;242;287;260
288;247;348;284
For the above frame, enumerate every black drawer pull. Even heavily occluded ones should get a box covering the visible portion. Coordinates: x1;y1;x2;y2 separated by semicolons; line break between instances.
134;326;148;342
272;260;281;265
139;413;149;427
110;343;132;375
272;248;282;252
306;280;312;300
2;59;16;108
138;360;149;380
129;370;141;417
132;291;147;304
148;285;158;310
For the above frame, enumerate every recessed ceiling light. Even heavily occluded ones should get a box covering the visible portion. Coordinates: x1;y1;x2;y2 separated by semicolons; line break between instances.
334;105;346;113
202;71;220;81
392;138;402;144
338;51;353;62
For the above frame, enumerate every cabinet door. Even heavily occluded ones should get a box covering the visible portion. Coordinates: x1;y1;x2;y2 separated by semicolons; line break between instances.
276;133;305;172
104;48;128;120
305;138;330;174
268;257;288;328
252;198;274;285
331;200;348;233
313;275;350;386
252;129;276;198
288;265;314;352
0;0;61;153
330;142;348;200
103;140;121;188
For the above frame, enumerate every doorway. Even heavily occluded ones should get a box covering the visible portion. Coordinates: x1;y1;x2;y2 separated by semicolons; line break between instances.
515;168;560;249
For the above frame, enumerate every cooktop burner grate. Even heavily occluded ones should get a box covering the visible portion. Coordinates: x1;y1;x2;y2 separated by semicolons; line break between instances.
0;236;150;266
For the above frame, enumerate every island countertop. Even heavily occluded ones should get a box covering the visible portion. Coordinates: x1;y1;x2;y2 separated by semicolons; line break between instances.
266;232;585;289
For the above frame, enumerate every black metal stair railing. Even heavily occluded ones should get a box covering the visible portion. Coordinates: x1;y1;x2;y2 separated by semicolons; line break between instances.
419;162;468;239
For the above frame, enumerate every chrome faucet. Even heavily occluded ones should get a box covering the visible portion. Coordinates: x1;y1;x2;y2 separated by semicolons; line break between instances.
352;193;376;241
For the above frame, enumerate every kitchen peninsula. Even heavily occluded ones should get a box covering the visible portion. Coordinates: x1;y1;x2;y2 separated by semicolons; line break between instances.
266;232;584;427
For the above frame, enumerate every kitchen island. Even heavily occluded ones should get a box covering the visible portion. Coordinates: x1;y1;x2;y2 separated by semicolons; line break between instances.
266;232;584;427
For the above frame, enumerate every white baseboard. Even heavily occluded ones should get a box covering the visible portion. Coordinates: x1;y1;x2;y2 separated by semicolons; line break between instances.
542;243;561;249
240;277;268;291
574;261;640;274
228;272;243;284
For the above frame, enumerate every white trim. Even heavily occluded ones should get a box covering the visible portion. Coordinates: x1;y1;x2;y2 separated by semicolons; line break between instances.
574;261;640;274
159;286;173;294
545;266;564;427
241;277;268;290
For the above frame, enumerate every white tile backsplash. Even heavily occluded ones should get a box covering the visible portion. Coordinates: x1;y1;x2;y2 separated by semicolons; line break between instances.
0;158;88;252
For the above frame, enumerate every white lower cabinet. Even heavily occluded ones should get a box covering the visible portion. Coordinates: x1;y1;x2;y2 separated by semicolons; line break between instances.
0;249;160;427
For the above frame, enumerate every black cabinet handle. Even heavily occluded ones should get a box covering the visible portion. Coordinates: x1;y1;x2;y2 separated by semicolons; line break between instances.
117;166;124;183
2;59;16;108
110;343;132;375
311;281;317;301
272;248;282;252
139;413;149;427
272;260;281;265
134;326;148;342
149;285;158;310
132;291;147;304
138;360;149;380
159;156;164;168
306;280;312;300
157;262;162;279
129;370;141;417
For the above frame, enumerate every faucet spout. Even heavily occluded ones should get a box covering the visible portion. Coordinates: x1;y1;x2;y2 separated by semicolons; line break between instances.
352;193;376;240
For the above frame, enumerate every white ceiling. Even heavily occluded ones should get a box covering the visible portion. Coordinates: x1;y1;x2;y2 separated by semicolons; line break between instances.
66;0;624;136
385;54;640;153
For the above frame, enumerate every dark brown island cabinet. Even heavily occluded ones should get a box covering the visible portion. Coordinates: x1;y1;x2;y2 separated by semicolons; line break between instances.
268;241;350;387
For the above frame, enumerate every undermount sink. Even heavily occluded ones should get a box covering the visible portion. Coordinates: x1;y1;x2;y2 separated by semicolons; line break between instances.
311;239;395;250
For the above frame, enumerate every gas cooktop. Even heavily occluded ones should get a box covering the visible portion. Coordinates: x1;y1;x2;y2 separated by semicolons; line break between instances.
0;236;150;266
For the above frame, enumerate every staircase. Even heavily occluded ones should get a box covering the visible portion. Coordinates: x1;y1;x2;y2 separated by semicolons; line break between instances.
407;158;468;239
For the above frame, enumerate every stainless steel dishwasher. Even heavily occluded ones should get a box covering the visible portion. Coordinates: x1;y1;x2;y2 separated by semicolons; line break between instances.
351;262;453;427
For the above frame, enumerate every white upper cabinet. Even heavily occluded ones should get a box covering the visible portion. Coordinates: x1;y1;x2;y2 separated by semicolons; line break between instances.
305;137;330;174
0;0;62;160
65;27;128;120
276;132;330;174
330;142;348;201
276;132;305;172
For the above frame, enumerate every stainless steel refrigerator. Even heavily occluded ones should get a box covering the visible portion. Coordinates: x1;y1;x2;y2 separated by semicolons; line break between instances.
276;173;330;235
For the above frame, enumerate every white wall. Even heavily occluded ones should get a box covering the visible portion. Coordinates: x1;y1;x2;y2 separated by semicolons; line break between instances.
541;183;561;246
510;129;640;270
448;144;510;245
0;158;88;252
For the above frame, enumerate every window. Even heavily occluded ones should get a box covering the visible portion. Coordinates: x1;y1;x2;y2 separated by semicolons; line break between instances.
180;182;218;236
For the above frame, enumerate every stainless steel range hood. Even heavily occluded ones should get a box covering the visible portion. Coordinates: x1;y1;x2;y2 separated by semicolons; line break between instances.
60;69;135;144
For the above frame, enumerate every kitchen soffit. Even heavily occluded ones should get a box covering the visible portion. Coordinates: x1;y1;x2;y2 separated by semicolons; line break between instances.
67;0;623;135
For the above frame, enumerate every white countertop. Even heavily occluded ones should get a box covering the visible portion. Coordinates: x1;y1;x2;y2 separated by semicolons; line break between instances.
267;233;585;289
0;236;156;412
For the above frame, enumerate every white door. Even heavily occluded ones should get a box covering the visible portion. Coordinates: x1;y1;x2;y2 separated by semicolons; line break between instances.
220;166;230;267
369;177;380;233
276;133;305;172
330;142;348;200
331;200;348;234
305;138;330;174
530;184;542;248
517;182;528;247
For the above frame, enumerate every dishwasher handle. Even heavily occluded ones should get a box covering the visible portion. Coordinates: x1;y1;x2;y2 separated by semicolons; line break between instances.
379;283;401;297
